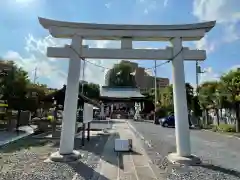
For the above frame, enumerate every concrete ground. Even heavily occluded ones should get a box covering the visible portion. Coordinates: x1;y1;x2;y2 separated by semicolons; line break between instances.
0;120;157;180
93;119;158;180
0;128;110;180
129;120;240;180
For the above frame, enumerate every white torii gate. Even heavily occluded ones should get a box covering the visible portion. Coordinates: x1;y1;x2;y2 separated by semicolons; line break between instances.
38;17;215;163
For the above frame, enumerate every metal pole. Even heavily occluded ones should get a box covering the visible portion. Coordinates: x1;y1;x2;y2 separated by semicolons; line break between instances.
154;60;157;122
82;123;85;146
82;60;86;94
87;122;90;141
196;61;199;96
33;67;37;84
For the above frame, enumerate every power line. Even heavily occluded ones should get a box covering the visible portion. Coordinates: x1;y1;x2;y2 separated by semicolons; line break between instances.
81;60;86;93
68;46;183;71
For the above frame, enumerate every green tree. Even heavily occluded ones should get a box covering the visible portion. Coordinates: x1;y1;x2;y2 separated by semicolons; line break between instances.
25;83;49;112
141;91;154;102
108;62;136;87
185;83;194;112
220;69;240;132
160;85;174;113
79;82;100;99
191;95;202;118
198;81;221;125
159;83;194;115
0;61;30;110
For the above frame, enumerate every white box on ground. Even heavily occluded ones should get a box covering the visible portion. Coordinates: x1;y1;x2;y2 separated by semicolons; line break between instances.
83;103;93;123
114;139;132;152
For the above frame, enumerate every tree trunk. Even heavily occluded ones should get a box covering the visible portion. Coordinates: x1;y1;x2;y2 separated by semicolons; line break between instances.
52;107;58;134
235;102;240;133
206;109;209;126
16;109;21;135
220;108;223;119
215;109;220;126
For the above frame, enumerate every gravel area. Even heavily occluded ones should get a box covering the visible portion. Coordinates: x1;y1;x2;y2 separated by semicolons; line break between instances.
0;132;110;180
129;120;240;180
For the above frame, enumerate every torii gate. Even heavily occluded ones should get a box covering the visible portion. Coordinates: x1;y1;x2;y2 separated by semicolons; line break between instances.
38;17;215;163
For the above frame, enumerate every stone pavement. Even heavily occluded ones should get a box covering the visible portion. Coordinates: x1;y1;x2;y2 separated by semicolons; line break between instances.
92;119;157;180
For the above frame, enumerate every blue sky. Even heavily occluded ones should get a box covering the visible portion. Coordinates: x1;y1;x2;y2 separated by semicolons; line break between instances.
0;0;239;88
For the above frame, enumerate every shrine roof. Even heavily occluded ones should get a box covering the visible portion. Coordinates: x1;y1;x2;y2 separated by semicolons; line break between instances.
100;86;145;99
42;85;100;107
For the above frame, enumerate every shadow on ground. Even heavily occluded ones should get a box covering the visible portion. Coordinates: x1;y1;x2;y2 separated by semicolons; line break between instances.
52;132;121;169
67;160;110;180
0;128;142;179
118;150;142;170
0;137;51;153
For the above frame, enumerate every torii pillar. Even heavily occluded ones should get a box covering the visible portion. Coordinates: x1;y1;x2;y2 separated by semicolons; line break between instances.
50;36;83;161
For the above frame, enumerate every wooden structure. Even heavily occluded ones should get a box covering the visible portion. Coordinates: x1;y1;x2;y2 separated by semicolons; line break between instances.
100;86;154;118
42;85;100;108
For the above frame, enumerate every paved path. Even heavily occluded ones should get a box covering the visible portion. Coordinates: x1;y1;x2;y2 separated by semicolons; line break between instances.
129;120;240;179
93;119;157;180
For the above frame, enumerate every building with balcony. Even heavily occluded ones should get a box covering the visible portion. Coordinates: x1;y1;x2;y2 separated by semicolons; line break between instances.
104;60;169;91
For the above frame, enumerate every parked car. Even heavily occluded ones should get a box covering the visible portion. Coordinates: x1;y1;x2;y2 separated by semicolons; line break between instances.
159;114;192;128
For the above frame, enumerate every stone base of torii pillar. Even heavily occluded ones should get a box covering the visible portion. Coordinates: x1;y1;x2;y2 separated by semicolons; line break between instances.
49;150;82;162
167;153;201;165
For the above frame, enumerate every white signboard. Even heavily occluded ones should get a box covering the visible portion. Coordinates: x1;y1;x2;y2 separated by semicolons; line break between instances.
83;103;93;123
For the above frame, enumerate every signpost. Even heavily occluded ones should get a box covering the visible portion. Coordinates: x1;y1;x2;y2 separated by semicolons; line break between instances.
82;103;93;145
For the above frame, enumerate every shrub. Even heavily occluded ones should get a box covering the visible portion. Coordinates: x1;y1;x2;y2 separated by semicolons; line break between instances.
217;124;236;132
155;108;167;119
211;125;218;132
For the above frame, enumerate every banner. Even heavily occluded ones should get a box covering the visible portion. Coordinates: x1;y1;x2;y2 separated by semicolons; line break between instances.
83;103;93;123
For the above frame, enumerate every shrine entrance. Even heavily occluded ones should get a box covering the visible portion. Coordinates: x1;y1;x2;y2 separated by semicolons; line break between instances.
38;17;215;162
99;86;148;119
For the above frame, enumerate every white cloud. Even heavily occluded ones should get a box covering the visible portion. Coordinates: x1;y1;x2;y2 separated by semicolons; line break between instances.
163;0;169;7
145;69;153;76
193;0;240;47
7;0;43;10
199;67;220;83
223;22;240;43
3;35;68;88
2;35;124;88
105;2;111;9
193;0;240;23
199;64;240;83
15;0;36;3
138;0;169;14
195;36;216;54
228;64;240;71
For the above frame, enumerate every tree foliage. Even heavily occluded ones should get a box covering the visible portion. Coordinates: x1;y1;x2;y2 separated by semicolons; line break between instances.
156;83;196;114
0;61;49;111
79;82;100;99
198;68;240;131
108;62;136;87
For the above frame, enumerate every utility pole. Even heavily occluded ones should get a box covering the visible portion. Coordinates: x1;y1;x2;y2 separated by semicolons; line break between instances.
81;60;86;94
196;61;199;96
154;60;157;123
33;67;38;84
196;61;205;95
